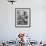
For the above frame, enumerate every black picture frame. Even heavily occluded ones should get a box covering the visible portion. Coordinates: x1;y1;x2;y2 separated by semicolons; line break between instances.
15;8;31;28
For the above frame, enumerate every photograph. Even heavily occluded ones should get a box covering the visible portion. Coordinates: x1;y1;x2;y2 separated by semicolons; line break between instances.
15;8;31;27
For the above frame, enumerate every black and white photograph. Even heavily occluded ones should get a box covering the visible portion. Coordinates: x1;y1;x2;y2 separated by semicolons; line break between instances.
15;8;31;27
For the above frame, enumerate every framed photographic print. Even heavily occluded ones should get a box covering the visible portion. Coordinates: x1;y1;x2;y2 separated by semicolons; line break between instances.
15;8;31;28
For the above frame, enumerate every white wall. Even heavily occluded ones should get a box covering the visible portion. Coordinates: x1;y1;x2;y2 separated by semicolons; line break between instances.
0;0;46;42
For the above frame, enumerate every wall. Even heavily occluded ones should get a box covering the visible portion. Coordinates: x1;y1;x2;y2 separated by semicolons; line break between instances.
0;0;46;42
